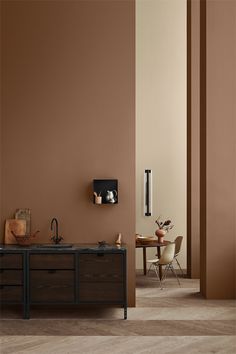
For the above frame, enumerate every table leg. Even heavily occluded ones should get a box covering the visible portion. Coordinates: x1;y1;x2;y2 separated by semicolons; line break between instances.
143;247;147;275
157;247;162;279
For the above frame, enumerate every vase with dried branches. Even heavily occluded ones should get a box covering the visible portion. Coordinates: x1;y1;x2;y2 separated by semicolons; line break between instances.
155;216;174;243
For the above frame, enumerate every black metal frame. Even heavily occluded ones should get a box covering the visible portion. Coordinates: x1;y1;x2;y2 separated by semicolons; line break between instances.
145;169;151;216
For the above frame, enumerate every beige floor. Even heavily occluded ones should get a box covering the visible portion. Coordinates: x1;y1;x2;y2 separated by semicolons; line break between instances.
0;271;236;353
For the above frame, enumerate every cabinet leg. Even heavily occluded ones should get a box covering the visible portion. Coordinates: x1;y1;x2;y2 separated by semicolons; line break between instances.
23;304;30;319
124;306;127;320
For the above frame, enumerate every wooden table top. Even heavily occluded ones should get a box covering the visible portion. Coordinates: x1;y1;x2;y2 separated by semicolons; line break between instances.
135;240;170;248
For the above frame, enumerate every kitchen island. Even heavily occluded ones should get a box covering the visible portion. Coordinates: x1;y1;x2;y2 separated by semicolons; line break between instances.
0;244;127;319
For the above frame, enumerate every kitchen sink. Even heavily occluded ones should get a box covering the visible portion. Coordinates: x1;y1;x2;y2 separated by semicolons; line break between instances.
36;244;73;248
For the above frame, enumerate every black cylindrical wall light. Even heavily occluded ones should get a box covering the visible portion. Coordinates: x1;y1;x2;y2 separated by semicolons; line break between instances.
144;169;152;216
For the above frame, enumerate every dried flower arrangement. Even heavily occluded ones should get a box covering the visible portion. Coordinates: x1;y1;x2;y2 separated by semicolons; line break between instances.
155;216;174;233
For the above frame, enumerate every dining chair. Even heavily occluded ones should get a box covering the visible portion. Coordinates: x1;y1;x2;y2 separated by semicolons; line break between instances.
147;242;180;289
174;236;184;277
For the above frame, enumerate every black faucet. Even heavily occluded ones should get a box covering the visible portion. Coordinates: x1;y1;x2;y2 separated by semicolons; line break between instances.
50;218;63;244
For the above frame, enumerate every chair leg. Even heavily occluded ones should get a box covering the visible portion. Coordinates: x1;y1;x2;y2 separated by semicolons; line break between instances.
175;257;184;277
162;264;170;282
159;264;171;289
152;263;181;289
147;262;154;275
147;262;159;275
153;264;162;288
170;263;181;286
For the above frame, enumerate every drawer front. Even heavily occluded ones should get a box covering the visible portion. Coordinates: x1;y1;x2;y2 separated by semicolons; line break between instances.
30;270;75;302
79;254;123;282
79;282;124;302
0;254;23;269
0;285;23;302
0;270;23;285
30;254;74;269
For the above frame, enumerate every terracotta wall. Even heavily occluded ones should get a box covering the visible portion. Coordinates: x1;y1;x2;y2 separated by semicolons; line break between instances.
1;0;135;305
200;0;236;298
0;2;2;229
187;0;200;278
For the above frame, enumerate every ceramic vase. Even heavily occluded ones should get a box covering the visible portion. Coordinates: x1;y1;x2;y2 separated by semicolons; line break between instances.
155;229;166;243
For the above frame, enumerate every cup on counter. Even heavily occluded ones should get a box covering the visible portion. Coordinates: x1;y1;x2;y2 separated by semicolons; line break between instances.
95;196;102;204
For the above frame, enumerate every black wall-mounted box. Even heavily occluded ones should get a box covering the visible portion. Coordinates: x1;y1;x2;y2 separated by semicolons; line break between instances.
93;179;118;204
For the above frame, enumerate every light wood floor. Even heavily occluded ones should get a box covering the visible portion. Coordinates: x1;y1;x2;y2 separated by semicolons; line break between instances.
0;271;235;353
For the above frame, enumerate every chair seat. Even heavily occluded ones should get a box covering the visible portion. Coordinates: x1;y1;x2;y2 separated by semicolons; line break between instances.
147;258;159;263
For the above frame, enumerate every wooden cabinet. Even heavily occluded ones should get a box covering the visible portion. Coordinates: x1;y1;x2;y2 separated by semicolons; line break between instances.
0;270;23;285
0;285;23;302
79;253;123;282
29;253;75;303
30;270;75;302
30;254;74;269
78;253;124;303
0;253;24;304
0;246;127;319
79;282;124;302
0;253;23;268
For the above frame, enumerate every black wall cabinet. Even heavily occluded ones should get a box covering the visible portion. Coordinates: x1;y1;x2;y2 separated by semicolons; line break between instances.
93;179;118;204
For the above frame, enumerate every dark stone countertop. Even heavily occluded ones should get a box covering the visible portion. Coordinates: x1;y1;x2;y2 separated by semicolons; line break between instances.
0;243;126;252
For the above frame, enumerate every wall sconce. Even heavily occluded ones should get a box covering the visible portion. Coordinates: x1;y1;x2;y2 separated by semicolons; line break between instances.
144;169;152;216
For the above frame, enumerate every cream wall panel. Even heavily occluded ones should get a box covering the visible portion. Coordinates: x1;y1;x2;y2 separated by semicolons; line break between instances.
136;0;187;269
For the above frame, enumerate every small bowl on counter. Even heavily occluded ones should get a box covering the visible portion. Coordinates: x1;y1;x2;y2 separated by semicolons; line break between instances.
11;230;40;246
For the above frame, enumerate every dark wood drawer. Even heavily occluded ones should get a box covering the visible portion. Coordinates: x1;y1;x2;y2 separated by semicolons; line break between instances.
79;282;124;302
0;270;23;285
0;254;23;269
30;254;74;269
79;254;123;282
30;270;75;302
0;285;23;302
